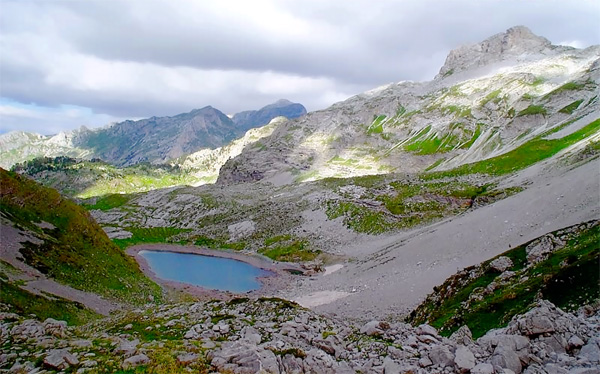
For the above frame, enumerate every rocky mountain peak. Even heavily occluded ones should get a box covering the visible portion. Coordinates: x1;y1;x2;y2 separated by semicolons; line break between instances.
437;25;554;79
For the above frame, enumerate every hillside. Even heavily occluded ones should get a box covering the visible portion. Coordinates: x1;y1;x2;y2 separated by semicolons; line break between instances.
0;100;306;168
0;169;161;322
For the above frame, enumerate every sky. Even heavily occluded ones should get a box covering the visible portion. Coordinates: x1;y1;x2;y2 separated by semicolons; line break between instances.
0;0;599;135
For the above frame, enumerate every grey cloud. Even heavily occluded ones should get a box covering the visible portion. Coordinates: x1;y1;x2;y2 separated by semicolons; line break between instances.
0;0;599;135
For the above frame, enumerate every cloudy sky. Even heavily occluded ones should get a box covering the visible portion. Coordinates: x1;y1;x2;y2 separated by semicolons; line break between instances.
1;0;598;135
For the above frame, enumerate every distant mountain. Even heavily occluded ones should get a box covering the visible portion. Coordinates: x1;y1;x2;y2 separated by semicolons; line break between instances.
0;100;305;168
233;99;306;132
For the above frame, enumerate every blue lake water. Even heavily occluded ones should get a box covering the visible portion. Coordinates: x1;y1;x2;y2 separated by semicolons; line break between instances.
139;250;272;292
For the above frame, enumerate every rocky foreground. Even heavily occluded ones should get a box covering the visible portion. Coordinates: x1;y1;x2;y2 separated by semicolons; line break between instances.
1;299;599;374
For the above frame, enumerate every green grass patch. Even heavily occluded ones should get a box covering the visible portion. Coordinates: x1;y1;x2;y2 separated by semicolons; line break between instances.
368;115;387;134
559;99;584;114
113;227;192;250
259;237;320;262
517;105;547;117
424;119;600;177
83;193;134;211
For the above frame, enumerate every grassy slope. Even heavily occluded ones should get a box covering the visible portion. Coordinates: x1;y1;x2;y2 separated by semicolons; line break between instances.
12;157;196;198
428;118;600;178
0;169;162;307
408;221;600;338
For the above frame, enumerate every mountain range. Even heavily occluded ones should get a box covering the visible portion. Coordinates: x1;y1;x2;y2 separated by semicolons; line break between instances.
0;99;306;168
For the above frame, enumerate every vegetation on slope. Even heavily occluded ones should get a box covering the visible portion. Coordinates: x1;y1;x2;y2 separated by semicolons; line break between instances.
427;118;600;178
0;278;98;325
324;174;521;234
0;169;162;305
408;221;600;338
11;156;196;198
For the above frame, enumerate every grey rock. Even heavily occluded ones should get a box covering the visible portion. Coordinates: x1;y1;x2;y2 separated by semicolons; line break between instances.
568;335;585;349
491;345;522;374
10;319;45;341
42;318;68;338
177;352;199;365
113;338;139;357
43;349;79;370
122;354;150;369
382;357;402;373
416;324;439;337
471;362;495;374
490;256;513;272
360;321;390;337
428;345;455;367
454;345;475;372
450;325;474;346
569;368;600;374
579;337;600;363
518;314;556;337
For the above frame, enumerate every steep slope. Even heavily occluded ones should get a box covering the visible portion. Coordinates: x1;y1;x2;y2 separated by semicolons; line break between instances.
0;169;161;320
217;26;600;185
232;99;307;132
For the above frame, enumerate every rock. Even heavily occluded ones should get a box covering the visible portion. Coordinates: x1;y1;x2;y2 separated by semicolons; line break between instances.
43;349;79;370
525;235;560;264
490;256;513;272
10;319;45;341
177;352;199;365
491;345;522;374
579;337;600;363
382;357;402;373
542;363;568;374
568;335;585;349
42;318;68;338
518;314;555;337
454;345;475;372
313;338;336;355
360;321;386;336
418;356;433;367
568;368;600;374
471;362;495;374
416;324;439;336
428;345;455;367
70;339;93;348
122;354;150;369
113;338;139;357
450;325;473;345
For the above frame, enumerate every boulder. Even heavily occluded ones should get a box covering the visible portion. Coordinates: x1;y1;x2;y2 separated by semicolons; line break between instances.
43;349;79;370
579;337;600;363
450;325;473;346
122;354;150;369
491;345;522;374
42;318;68;338
471;362;495;374
490;256;513;272
416;324;439;337
177;352;199;365
360;321;387;337
428;345;455;367
454;345;475;373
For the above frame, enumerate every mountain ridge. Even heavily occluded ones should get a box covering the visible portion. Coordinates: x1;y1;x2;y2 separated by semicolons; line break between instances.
0;99;306;168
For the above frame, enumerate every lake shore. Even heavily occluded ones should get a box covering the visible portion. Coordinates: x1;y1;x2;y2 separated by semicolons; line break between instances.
127;244;303;301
